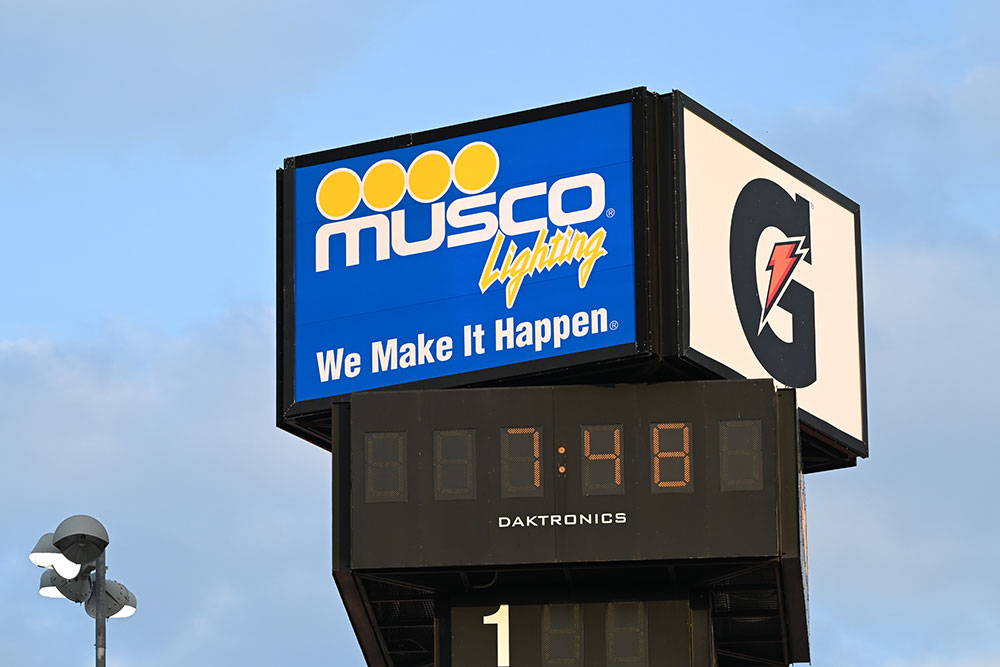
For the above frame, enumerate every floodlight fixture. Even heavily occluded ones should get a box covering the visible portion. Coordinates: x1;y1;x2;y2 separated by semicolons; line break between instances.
85;580;136;620
39;569;92;603
29;532;82;579
39;569;66;599
30;515;134;667
53;515;109;565
111;588;137;619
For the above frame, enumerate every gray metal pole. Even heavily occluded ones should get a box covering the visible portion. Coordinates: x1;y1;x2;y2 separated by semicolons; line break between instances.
95;552;106;667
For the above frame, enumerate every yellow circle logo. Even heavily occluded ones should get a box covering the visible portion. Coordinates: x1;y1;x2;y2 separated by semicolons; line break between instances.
315;142;499;218
453;142;499;194
316;168;361;220
407;151;452;203
362;160;407;212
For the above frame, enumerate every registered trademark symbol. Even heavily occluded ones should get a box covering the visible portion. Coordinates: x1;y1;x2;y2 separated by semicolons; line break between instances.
610;320;619;330
606;208;615;218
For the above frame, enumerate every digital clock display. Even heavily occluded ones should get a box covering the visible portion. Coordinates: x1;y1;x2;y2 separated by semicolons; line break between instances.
345;379;797;570
362;420;705;502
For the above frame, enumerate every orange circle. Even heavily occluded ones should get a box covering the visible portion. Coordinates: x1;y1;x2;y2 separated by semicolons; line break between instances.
362;160;406;211
315;168;361;220
453;142;499;194
407;151;452;203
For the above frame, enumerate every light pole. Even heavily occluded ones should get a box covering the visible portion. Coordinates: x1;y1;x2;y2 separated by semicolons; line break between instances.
29;515;136;667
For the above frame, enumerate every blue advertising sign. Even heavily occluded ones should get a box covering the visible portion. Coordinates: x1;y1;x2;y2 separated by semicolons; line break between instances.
291;102;637;402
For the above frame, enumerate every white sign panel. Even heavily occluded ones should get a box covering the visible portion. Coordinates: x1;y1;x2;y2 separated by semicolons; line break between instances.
682;105;866;450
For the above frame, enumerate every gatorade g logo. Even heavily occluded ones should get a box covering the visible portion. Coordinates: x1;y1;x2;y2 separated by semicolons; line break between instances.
313;141;610;308
730;178;817;387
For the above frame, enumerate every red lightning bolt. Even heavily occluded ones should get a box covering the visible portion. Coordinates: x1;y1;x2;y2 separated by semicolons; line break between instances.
762;240;807;326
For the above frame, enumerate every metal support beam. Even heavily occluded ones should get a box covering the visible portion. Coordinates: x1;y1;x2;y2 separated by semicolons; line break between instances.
95;551;106;667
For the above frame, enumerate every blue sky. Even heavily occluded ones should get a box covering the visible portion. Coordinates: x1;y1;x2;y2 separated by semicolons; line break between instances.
2;1;998;665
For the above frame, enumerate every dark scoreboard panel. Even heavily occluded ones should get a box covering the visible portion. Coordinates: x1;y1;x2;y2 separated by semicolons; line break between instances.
450;600;713;667
347;379;797;571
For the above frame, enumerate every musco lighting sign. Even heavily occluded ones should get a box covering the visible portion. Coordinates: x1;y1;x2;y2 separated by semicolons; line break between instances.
281;96;638;407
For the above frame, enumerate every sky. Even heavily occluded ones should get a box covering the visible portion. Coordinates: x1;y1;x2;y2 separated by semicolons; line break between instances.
1;0;998;665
